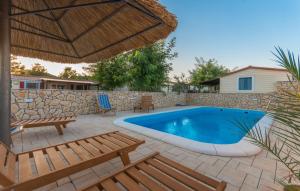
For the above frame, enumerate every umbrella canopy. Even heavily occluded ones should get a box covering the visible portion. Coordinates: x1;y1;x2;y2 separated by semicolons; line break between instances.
0;0;176;145
10;0;177;63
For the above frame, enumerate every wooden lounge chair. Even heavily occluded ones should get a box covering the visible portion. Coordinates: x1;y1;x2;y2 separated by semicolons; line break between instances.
10;116;76;135
134;95;155;112
97;94;116;114
82;152;227;191
0;131;144;191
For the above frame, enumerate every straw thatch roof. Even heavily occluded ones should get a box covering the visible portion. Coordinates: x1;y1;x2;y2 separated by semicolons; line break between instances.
10;0;177;63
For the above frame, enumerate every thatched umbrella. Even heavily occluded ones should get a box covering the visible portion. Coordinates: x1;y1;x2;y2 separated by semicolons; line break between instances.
0;0;177;145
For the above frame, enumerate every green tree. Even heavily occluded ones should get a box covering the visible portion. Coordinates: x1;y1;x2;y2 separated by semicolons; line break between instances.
189;57;229;88
85;54;129;90
27;63;48;76
58;67;78;79
239;47;300;189
10;55;26;75
172;73;189;93
128;37;177;91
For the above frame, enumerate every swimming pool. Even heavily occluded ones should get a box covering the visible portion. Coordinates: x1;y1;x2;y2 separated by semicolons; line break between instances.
114;107;273;156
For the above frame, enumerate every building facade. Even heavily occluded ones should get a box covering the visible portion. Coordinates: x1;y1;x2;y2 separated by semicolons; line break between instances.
11;75;98;90
220;66;290;93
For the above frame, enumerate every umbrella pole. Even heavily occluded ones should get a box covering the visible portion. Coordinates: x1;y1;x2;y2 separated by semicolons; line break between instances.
0;0;12;145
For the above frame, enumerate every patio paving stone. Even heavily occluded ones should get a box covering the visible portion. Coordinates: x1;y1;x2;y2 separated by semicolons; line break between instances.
237;163;262;178
218;166;247;187
244;174;260;188
9;108;289;191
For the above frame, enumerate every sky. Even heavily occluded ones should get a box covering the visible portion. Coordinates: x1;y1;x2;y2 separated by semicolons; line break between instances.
18;0;300;77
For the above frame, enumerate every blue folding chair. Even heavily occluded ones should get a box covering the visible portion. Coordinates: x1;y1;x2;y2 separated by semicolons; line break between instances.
10;114;23;136
11;126;23;136
97;94;116;114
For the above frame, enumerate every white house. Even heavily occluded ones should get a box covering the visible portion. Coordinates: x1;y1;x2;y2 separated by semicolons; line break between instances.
220;66;290;93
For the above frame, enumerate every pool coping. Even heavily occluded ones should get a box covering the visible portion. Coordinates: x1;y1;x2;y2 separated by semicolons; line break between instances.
114;106;273;157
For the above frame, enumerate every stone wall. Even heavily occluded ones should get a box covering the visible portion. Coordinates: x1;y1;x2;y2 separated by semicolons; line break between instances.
11;90;98;120
185;82;295;110
11;89;186;120
103;91;186;111
276;81;299;92
186;93;272;110
12;86;285;120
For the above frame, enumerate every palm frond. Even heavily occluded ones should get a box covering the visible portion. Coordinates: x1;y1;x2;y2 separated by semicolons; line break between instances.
272;47;300;81
239;47;300;186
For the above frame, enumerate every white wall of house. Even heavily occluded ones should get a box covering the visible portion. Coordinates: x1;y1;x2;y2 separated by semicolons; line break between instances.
220;68;290;93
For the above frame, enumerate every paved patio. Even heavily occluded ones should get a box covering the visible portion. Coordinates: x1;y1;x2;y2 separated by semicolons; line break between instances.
11;107;288;191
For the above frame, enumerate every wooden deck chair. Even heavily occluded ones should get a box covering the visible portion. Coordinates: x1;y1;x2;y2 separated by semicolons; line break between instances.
97;94;116;114
134;95;155;112
82;152;227;191
0;131;144;191
10;116;76;135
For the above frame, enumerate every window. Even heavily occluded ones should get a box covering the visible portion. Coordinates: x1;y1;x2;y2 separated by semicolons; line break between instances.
57;85;65;89
20;81;24;89
26;82;39;89
76;85;83;90
238;77;252;91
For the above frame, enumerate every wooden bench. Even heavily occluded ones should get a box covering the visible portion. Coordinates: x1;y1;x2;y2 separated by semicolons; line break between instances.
0;131;144;191
10;116;76;135
82;152;227;191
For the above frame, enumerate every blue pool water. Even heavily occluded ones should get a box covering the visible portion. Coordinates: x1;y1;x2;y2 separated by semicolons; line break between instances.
125;107;265;144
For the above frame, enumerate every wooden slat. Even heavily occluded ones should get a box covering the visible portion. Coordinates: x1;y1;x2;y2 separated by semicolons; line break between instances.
23;119;36;125
18;153;33;182
216;182;227;191
20;119;31;124
5;152;16;182
147;159;213;191
38;118;50;123
126;167;167;191
77;140;101;156
137;162;190;191
81;153;160;191
11;120;24;126
57;145;80;165
68;142;92;160
94;136;120;150
155;155;220;188
27;119;40;124
115;172;144;191
101;178;120;191
110;133;135;145
29;119;41;124
46;118;56;123
33;150;50;176
0;144;7;171
81;153;225;191
46;147;66;170
14;120;27;126
65;116;72;121
17;131;121;155
115;132;140;143
46;118;55;122
103;135;129;148
86;138;112;153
